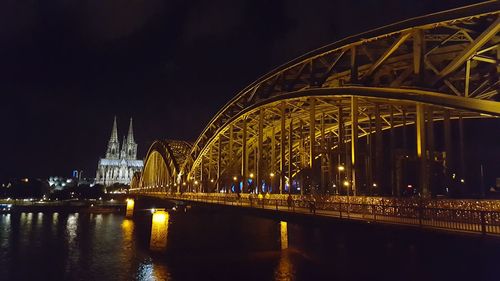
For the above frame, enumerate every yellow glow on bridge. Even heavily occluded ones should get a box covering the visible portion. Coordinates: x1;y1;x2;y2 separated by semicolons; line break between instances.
126;198;134;218
150;209;169;251
280;221;288;250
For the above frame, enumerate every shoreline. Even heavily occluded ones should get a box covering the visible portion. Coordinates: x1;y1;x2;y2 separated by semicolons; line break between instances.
0;199;126;214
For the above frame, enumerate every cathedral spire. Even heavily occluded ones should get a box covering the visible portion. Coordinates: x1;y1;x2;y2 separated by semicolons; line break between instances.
127;117;134;143
106;116;120;159
110;116;118;142
120;135;127;159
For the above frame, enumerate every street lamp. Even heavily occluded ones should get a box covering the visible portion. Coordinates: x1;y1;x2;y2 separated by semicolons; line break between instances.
269;172;275;193
336;165;345;194
343;180;350;197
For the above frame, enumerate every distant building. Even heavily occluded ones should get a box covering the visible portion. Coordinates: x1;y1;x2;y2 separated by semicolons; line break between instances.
48;176;76;190
95;117;143;186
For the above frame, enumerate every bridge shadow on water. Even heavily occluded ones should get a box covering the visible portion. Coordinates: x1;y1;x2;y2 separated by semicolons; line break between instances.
131;198;500;281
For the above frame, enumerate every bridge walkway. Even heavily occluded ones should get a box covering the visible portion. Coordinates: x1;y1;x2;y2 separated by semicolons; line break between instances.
140;193;500;237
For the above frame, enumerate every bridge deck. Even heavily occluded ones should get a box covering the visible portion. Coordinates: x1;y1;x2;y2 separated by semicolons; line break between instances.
138;193;500;237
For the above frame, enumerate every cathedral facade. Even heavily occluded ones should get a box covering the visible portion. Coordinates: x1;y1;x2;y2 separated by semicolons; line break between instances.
95;117;144;186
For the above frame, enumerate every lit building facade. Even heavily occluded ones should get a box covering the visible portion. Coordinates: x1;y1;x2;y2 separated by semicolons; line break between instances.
95;117;143;186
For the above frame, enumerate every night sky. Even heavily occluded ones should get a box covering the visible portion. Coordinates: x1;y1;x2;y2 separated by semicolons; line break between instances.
0;0;486;180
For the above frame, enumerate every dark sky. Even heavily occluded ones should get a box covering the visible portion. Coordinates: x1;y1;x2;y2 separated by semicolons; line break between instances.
0;0;484;180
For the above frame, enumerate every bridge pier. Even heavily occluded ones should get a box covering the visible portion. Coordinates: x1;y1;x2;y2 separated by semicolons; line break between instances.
150;209;169;251
280;221;289;250
125;198;135;218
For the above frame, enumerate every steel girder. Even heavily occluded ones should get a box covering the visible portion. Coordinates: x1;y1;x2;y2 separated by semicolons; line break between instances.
184;93;490;195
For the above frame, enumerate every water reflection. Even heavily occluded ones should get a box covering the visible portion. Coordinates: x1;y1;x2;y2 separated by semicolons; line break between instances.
136;258;171;281
274;251;296;281
1;208;495;281
122;219;134;245
66;214;78;244
0;214;11;249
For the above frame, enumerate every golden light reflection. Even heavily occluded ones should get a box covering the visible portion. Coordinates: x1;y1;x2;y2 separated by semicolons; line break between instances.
280;221;288;250
150;210;169;251
122;219;134;242
126;199;135;218
274;251;295;281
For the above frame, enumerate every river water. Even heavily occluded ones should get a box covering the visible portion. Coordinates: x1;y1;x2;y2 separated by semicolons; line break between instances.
1;206;499;281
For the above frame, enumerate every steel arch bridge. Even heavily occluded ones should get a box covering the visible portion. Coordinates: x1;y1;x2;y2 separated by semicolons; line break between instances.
131;140;192;192
133;1;500;198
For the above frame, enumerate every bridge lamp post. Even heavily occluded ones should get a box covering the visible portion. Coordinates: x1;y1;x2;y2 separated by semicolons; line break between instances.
343;180;351;210
249;173;255;193
337;165;345;194
233;176;238;193
270;173;275;193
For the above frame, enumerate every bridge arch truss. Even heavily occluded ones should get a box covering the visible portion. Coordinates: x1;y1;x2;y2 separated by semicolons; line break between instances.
131;140;192;193
138;2;500;197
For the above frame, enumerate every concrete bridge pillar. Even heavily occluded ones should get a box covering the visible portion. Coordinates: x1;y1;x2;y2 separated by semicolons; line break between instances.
150;209;169;251
125;198;135;218
280;221;288;250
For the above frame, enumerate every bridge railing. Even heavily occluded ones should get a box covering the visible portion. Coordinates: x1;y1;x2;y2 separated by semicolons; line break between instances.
144;192;500;236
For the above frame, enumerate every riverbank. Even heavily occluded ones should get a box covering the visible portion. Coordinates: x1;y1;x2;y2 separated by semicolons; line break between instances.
0;199;125;213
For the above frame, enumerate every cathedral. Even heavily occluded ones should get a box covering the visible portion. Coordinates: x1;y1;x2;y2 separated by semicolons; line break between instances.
95;117;144;186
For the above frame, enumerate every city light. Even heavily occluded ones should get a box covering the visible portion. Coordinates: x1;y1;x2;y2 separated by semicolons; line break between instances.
194;180;199;185
338;165;345;172
270;172;275;177
233;176;237;181
249;173;254;178
343;180;349;187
